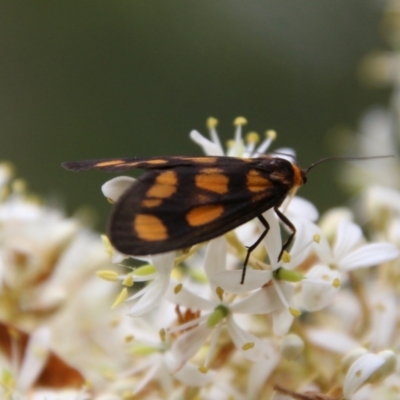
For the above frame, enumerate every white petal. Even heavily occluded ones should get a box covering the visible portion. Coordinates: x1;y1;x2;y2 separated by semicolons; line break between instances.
307;329;358;354
343;353;385;399
247;354;280;399
261;209;281;268
301;264;340;311
17;327;51;392
339;242;399;271
132;359;163;395
230;286;279;314
173;362;216;387
151;251;176;275
333;220;362;261
272;147;296;162
166;282;215;311
189;130;224;156
203;236;227;285
284;196;319;222
171;323;211;368
210;270;272;294
226;315;273;362
283;218;318;270
272;307;294;337
128;275;170;317
370;291;397;350
313;228;334;265
101;176;135;202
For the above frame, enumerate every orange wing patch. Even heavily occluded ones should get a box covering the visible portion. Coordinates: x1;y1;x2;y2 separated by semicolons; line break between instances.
180;157;217;163
95;160;126;167
195;168;229;194
186;205;224;226
146;170;178;199
246;169;272;192
141;199;163;208
134;214;168;241
144;159;168;165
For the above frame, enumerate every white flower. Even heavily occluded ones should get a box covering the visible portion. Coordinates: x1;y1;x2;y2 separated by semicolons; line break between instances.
107;251;176;317
314;219;399;271
300;264;341;312
167;237;277;367
108;304;215;396
343;349;397;399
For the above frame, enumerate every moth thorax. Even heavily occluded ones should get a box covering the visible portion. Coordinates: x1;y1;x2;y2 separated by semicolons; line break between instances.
292;164;306;187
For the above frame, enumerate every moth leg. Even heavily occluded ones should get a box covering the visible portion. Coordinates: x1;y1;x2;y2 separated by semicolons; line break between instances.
241;215;270;284
274;207;296;261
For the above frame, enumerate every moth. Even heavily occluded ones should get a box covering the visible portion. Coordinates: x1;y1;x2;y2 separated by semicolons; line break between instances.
62;154;388;283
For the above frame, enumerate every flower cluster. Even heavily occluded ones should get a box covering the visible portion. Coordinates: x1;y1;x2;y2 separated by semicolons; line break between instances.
94;116;398;399
2;5;400;396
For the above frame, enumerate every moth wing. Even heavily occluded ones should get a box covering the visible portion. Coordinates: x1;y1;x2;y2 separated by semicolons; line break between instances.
62;156;238;172
108;164;290;255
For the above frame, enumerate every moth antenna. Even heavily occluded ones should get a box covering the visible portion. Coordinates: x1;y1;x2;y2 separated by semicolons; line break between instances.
305;155;394;175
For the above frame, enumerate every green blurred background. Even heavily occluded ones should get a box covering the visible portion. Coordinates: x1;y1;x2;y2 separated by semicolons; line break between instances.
0;1;389;229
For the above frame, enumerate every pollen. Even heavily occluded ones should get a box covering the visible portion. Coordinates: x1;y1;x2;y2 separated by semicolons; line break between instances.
266;129;277;140
186;205;224;226
174;283;183;294
246;131;260;144
234;116;248;126
96;270;119;282
111;288;128;309
146;170;178;199
195;168;229;194
242;342;255;351
206;117;218;129
246;169;272;192
134;214;168;241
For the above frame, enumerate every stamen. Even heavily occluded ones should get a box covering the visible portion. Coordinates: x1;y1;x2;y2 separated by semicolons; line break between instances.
96;270;119;282
246;131;260;144
198;365;209;374
233;116;248;126
231;117;247;156
255;129;277;155
333;278;341;288
242;342;255;351
174;283;183;294
206;117;222;149
159;329;166;342
125;335;134;343
215;286;224;301
122;274;134;287
206;117;218;129
244;131;260;157
111;288;128;309
289;307;302;317
281;251;291;263
134;265;157;276
101;235;114;257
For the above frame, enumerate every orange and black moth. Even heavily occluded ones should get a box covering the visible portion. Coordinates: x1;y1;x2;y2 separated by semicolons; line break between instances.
62;155;308;283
